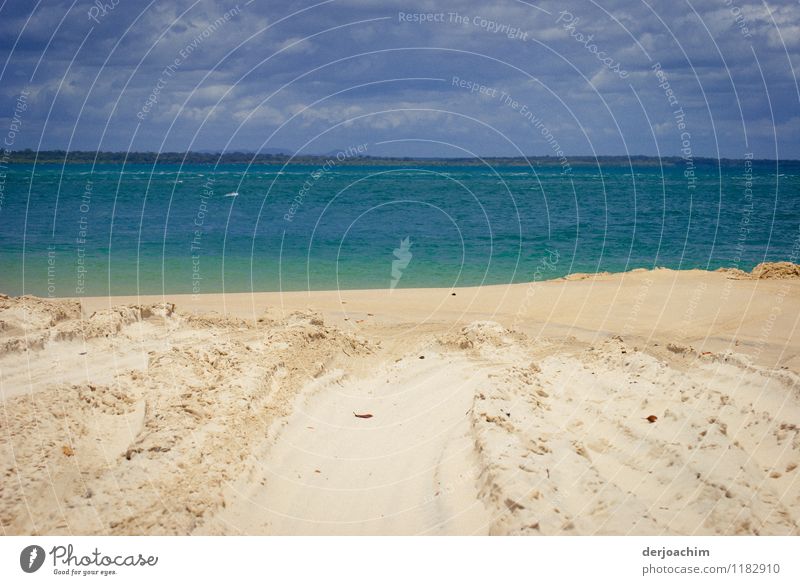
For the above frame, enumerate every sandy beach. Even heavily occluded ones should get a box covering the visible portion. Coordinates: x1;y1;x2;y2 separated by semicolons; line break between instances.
1;264;799;535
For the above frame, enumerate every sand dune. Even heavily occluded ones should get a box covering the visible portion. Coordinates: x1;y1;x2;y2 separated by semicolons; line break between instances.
1;266;799;535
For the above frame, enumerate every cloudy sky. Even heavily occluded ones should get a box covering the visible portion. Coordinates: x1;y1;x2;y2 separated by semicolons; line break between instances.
1;0;798;158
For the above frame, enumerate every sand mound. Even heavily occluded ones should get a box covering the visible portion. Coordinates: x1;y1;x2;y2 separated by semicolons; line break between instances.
0;298;176;353
0;295;83;352
268;309;374;368
440;321;520;350
0;294;81;332
471;340;800;535
180;310;251;329
715;267;750;278
54;303;175;341
0;300;374;534
717;262;800;280
751;261;800;279
562;262;800;281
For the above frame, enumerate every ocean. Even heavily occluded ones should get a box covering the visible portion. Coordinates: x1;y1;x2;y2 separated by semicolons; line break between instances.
1;160;798;297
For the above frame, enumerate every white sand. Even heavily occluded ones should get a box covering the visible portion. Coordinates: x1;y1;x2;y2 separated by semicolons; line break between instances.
1;266;799;535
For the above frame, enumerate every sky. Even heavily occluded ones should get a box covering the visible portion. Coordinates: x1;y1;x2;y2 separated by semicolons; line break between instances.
1;0;799;159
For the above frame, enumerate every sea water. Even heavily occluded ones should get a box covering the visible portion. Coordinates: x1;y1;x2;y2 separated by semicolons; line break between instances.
0;160;798;297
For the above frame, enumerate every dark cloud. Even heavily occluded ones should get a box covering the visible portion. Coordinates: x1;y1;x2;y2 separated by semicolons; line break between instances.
0;0;797;157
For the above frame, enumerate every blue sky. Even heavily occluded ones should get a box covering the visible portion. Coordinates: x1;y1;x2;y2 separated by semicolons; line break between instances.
1;0;799;158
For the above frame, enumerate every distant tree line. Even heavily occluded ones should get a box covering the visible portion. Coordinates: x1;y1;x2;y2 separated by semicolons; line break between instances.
5;149;796;168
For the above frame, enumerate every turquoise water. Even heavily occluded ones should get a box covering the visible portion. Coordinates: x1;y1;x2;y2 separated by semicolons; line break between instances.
1;161;798;297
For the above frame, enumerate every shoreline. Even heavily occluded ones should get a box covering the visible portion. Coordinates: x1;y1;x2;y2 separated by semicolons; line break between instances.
10;261;798;307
